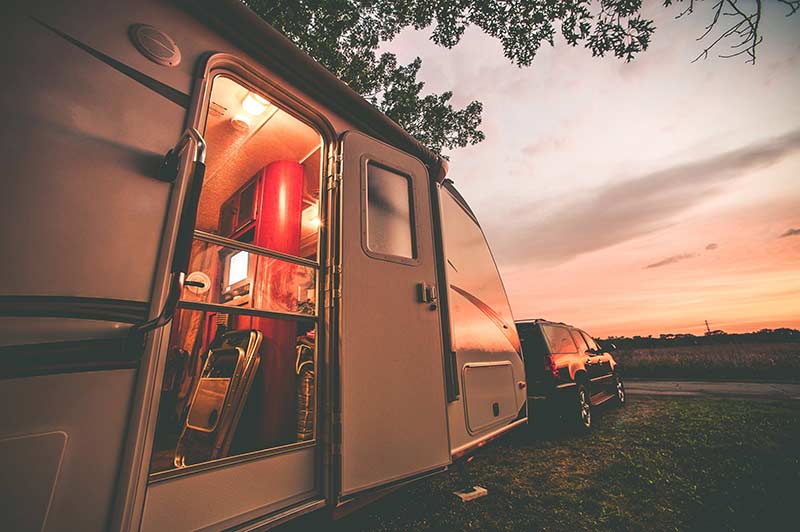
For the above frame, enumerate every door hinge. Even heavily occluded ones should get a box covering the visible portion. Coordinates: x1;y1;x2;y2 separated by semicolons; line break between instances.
324;288;342;308
325;266;342;308
332;413;342;457
327;174;341;190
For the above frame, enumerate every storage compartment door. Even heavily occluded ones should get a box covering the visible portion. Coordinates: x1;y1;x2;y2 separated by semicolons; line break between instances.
463;362;519;434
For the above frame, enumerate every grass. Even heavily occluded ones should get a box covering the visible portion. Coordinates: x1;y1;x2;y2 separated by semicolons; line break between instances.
280;397;800;532
613;342;800;381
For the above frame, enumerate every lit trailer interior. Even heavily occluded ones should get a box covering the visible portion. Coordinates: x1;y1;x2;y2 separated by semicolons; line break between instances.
0;1;527;530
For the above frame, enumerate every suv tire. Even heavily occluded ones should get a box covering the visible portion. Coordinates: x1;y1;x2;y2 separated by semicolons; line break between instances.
614;375;626;406
575;384;592;432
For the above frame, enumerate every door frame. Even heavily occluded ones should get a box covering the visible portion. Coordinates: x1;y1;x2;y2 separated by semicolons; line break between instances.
110;53;337;532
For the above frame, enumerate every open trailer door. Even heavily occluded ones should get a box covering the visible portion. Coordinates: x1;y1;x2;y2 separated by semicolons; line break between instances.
337;131;451;498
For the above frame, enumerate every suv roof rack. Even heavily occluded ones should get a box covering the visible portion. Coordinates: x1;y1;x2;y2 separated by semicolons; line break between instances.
514;318;574;328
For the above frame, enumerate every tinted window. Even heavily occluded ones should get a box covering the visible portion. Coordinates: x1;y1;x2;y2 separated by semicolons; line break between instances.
541;325;578;354
517;323;550;380
518;324;549;359
581;331;599;351
570;329;589;351
365;163;415;259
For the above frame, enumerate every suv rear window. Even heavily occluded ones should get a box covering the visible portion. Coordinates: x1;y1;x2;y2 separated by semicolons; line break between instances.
517;323;550;381
542;325;578;354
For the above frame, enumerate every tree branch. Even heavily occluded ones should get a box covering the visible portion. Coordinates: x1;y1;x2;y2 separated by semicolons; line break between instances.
677;0;799;64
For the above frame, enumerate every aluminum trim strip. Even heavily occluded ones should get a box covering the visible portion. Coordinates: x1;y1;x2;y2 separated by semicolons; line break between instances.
194;230;319;269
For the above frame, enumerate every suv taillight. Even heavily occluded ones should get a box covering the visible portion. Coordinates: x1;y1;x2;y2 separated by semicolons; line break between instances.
544;354;558;379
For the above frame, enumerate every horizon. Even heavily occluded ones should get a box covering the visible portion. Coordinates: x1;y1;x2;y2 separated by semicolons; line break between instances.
383;2;800;338
599;324;800;339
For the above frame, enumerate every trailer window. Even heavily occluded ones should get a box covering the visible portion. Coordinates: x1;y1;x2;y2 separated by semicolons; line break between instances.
149;74;322;476
364;163;416;260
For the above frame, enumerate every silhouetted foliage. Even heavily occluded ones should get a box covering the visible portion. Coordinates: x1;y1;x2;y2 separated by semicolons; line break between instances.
598;328;800;350
667;0;800;64
247;1;799;152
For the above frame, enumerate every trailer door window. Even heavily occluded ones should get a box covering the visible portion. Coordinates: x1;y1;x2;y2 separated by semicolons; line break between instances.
364;162;416;261
149;74;322;476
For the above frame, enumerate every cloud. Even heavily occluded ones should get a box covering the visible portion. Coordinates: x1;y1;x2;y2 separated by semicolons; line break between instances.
779;228;800;238
522;137;567;157
645;243;715;270
644;253;697;269
486;128;800;265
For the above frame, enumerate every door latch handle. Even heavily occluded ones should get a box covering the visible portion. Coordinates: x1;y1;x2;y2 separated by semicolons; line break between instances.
417;282;438;310
132;128;206;336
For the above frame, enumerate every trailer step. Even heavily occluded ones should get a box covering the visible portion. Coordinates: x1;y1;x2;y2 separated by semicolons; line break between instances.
453;486;488;502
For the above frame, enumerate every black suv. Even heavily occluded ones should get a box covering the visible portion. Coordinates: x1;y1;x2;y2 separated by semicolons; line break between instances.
515;319;625;431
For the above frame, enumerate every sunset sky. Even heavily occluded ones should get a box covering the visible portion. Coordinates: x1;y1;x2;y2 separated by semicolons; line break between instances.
385;2;800;337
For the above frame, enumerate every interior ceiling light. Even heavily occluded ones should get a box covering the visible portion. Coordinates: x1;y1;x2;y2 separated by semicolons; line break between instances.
242;92;269;115
230;113;251;132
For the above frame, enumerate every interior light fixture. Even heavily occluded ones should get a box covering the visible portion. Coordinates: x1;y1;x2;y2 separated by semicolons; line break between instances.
230;113;252;132
309;216;321;229
242;92;269;115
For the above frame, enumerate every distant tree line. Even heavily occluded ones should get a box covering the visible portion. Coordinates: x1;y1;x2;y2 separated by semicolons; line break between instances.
598;328;800;350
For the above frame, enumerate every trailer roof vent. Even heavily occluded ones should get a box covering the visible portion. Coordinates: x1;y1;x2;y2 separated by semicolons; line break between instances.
129;24;181;67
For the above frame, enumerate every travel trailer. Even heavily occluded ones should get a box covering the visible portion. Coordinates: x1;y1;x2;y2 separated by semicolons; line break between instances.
0;1;527;530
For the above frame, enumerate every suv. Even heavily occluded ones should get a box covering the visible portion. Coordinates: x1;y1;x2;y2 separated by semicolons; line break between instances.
515;319;625;431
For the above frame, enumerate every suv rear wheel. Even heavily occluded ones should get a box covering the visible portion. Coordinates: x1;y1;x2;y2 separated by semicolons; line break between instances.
575;384;592;432
615;375;626;406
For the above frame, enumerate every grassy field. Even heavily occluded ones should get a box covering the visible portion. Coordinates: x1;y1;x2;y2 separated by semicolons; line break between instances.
280;397;800;532
612;342;800;381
